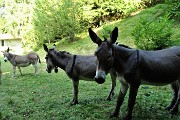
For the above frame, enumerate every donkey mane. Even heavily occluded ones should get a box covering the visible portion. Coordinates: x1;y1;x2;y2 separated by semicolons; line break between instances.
49;49;71;58
117;44;132;49
60;51;71;55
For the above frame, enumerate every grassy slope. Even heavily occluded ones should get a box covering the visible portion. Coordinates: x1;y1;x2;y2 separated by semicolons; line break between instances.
1;3;180;120
1;58;179;120
52;4;180;55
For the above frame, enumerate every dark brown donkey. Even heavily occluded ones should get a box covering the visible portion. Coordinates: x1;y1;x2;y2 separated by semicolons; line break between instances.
2;47;41;77
43;44;117;105
89;27;180;120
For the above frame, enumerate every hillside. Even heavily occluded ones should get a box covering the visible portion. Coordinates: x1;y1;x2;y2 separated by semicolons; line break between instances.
48;3;179;55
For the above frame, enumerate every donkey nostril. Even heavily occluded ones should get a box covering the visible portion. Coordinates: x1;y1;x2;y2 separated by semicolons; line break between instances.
94;77;105;84
54;68;58;73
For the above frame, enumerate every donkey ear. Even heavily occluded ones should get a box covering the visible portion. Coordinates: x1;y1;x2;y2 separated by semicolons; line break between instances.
109;27;118;45
7;47;10;52
43;44;48;52
88;28;102;45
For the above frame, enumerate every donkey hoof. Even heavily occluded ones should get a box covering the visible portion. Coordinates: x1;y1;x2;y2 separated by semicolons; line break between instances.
70;101;78;106
106;97;112;101
107;93;114;101
165;106;172;111
110;112;119;118
123;115;132;120
170;108;178;115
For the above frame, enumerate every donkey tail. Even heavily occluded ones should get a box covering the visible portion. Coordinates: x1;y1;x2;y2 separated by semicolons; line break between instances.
37;55;41;63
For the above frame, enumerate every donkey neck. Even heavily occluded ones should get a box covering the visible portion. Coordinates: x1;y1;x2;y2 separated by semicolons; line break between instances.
7;53;17;65
54;52;73;70
112;45;138;74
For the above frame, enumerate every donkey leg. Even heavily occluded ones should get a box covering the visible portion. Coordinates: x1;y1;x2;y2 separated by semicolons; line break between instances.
170;80;180;114
107;71;117;100
18;67;22;75
110;80;129;118
71;79;79;105
166;81;178;111
12;66;16;77
123;83;140;120
33;64;38;76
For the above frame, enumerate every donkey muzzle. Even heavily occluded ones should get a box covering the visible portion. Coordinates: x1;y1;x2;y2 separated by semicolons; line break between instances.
94;70;106;84
46;68;51;73
94;77;105;84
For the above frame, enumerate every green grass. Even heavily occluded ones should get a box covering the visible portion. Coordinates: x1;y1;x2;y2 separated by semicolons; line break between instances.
1;3;180;120
0;57;180;120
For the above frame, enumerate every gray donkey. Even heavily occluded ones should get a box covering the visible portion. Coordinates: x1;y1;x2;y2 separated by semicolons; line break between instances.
43;44;117;105
89;27;180;120
2;47;41;77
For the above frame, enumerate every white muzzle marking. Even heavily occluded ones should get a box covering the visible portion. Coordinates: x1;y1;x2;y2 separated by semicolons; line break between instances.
4;57;8;62
95;69;106;80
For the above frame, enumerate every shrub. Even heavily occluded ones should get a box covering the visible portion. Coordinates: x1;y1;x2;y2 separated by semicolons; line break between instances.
165;0;180;20
140;0;165;7
99;25;114;39
132;15;173;50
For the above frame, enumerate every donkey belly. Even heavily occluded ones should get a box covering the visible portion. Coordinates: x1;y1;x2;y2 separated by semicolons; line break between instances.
79;75;94;81
141;73;179;86
141;80;173;86
78;68;96;81
17;62;31;67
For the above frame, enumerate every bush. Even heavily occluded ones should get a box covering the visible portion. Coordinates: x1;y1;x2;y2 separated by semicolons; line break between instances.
140;0;165;7
132;15;173;50
165;0;180;20
99;25;114;39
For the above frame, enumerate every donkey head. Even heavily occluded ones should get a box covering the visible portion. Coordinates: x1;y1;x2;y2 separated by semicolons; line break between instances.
2;47;10;62
89;27;118;83
43;44;58;73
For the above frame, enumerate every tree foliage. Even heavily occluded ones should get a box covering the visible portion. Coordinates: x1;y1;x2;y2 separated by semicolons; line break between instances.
1;0;33;37
0;0;178;50
165;0;180;20
82;0;141;27
29;0;85;49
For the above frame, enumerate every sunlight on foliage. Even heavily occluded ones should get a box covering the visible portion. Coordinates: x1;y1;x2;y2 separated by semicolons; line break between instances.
132;7;174;50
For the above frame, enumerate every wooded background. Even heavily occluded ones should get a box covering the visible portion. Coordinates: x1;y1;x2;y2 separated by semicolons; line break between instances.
0;0;179;50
